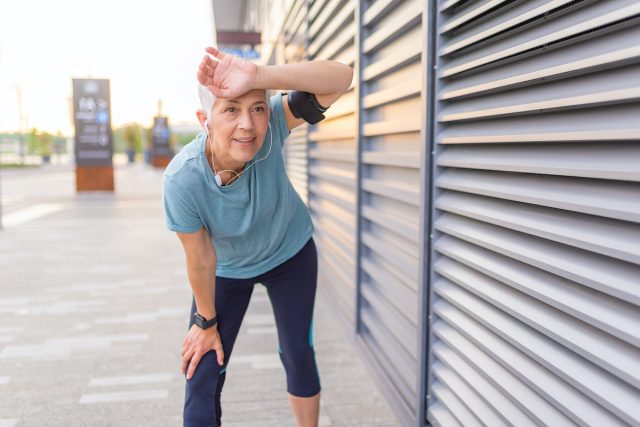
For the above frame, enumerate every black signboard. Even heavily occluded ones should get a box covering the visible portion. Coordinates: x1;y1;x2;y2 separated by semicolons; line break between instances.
72;79;113;166
152;116;172;157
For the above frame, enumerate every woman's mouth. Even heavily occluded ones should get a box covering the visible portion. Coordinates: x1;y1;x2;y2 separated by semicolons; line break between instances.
233;137;256;146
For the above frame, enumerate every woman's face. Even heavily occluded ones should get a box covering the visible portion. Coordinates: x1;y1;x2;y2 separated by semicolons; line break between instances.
208;89;269;167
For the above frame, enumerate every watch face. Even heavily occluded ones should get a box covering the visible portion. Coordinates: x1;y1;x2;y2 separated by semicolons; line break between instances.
194;313;204;327
194;313;215;329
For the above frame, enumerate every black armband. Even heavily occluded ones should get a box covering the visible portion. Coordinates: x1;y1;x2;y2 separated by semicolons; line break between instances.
285;91;328;125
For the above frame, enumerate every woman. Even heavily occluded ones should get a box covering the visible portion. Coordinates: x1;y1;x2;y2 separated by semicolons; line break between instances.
162;46;353;427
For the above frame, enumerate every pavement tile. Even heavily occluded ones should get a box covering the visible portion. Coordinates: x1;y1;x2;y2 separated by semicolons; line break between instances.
0;164;400;427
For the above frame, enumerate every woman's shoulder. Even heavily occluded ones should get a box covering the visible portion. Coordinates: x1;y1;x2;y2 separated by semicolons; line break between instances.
164;134;204;178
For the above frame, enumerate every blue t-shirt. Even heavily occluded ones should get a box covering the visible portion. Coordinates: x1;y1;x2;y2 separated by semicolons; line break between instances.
162;94;314;278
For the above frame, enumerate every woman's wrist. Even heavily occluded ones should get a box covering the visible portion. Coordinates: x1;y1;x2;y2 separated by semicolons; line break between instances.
253;64;279;91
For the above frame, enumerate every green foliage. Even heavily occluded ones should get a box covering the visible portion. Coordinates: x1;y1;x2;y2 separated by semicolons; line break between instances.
26;128;52;156
113;123;142;153
174;132;198;150
27;128;38;155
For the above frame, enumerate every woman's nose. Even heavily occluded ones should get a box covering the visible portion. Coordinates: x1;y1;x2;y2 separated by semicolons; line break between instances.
237;112;255;129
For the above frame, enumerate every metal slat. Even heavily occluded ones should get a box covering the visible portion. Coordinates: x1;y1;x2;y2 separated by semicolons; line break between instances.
441;45;640;101
439;0;511;35
432;341;535;426
363;119;421;136
362;151;421;168
362;236;418;293
439;128;640;144
436;234;640;348
431;361;508;427
318;263;354;323
308;148;356;163
361;260;418;326
359;317;418;416
286;0;306;43
313;25;355;61
437;169;640;222
362;179;420;206
309;0;340;35
363;0;402;26
315;234;355;287
311;208;355;248
363;0;422;54
363;80;421;108
309;167;355;187
361;205;418;244
309;1;354;55
308;128;356;141
439;0;477;15
361;283;417;360
363;43;421;81
430;382;478;427
310;193;355;238
432;319;575;426
432;297;627;426
439;87;640;122
436;191;640;263
436;169;640;223
441;0;590;54
440;3;640;79
360;310;417;397
434;259;640;403
361;231;419;285
435;213;640;305
308;0;328;23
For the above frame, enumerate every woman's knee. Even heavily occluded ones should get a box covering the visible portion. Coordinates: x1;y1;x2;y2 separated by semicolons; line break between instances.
280;346;321;397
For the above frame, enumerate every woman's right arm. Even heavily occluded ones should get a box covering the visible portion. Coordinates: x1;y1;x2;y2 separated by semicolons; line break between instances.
176;228;225;379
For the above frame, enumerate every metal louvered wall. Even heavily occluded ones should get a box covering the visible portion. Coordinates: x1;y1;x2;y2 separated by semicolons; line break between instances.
307;0;359;326
271;0;640;425
427;1;640;426
280;0;310;203
357;0;426;425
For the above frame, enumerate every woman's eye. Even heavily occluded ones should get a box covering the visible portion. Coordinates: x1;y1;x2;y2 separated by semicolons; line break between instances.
254;106;265;112
225;107;236;113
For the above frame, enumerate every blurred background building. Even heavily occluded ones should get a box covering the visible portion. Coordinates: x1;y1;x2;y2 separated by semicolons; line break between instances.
215;0;640;426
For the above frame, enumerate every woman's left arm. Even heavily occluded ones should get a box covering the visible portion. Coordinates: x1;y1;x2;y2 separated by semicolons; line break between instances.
253;60;354;109
198;46;353;118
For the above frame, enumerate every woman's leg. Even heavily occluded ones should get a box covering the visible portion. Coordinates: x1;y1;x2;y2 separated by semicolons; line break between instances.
183;276;256;427
260;238;321;427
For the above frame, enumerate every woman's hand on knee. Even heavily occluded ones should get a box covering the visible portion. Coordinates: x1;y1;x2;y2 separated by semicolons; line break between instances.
181;324;225;379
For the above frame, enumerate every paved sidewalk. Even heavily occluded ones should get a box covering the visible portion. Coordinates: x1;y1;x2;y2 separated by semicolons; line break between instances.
0;163;399;427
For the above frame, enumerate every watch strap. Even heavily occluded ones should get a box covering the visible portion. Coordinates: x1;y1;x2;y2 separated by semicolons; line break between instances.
194;312;218;330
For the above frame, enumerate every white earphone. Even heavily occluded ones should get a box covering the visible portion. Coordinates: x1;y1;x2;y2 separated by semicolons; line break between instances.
204;119;273;187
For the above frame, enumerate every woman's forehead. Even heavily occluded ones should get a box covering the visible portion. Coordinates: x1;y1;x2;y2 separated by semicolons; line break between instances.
216;90;267;107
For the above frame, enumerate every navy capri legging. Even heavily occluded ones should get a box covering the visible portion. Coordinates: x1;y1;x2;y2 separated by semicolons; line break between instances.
183;238;321;427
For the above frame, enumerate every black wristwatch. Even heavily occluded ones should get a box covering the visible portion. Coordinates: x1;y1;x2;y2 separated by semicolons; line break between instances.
194;313;218;330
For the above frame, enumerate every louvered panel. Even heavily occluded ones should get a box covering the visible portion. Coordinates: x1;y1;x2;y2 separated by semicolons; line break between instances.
284;126;308;203
428;0;640;425
307;0;357;329
357;0;424;425
281;0;309;205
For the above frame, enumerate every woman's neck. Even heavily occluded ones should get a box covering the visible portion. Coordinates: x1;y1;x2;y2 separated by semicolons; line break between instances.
206;137;245;183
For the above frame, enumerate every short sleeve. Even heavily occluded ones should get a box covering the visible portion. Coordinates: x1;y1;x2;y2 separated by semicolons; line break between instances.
162;175;202;233
269;93;291;147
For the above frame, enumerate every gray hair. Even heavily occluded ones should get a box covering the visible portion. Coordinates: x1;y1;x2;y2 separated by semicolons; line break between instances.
198;84;216;120
198;84;270;121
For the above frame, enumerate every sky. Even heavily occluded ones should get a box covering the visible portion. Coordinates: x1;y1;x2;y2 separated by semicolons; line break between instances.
0;0;215;134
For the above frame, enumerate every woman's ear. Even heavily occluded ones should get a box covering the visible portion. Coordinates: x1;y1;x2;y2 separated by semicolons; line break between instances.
196;109;208;133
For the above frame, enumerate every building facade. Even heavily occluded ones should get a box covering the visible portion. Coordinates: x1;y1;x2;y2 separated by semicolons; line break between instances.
244;0;640;425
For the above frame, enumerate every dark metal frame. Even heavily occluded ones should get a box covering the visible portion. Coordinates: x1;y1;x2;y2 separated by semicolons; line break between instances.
419;0;439;424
